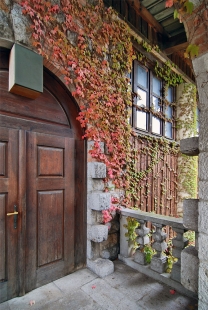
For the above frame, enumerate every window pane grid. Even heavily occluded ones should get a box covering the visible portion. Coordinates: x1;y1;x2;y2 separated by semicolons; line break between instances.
133;61;175;139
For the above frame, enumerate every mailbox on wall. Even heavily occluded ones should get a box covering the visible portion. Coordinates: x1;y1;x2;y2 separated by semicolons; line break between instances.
9;44;43;99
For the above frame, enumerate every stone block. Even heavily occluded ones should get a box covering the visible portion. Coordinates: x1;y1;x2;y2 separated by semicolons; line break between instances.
181;246;198;293
88;162;106;179
87;141;104;154
199;262;208;305
11;4;31;44
180;137;199;156
170;262;181;282
199;153;208;181
172;237;188;249
199;181;208;200
96;211;103;223
88;225;108;243
87;178;105;192
87;258;114;277
172;247;183;259
88;192;111;211
198;300;208;310
87;239;93;259
183;199;198;231
198;201;208;234
87;209;97;225
66;30;78;46
198;232;208;260
134;250;147;265
100;250;110;259
100;233;118;248
0;10;14;40
100;246;119;260
150;255;167;274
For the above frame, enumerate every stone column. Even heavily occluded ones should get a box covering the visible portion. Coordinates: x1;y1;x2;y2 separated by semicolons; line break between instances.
192;52;208;310
176;83;198;216
134;220;150;265
87;158;114;277
150;223;167;273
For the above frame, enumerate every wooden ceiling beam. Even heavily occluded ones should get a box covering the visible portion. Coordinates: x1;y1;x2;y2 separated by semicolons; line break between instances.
164;42;189;55
126;0;166;35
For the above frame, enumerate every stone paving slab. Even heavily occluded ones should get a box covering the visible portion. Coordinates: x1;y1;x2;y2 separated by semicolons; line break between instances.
38;290;103;310
6;282;63;310
0;260;198;310
53;268;97;294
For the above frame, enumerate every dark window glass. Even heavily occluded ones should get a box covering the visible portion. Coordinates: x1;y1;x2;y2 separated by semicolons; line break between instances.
133;61;175;139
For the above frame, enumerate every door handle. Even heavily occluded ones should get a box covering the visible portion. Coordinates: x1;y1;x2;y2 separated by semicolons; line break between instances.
7;205;18;229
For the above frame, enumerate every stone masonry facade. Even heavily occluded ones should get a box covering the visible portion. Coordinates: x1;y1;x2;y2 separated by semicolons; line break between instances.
1;1;208;307
182;1;208;308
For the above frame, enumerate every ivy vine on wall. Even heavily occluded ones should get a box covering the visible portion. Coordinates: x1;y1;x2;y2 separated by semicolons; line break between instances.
18;0;197;216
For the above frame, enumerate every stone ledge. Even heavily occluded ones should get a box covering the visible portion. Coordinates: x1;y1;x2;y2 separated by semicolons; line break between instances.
180;137;199;156
87;258;114;277
120;207;183;229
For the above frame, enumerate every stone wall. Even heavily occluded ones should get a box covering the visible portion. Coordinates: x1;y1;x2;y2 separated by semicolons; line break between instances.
87;142;122;276
181;1;208;308
192;53;208;310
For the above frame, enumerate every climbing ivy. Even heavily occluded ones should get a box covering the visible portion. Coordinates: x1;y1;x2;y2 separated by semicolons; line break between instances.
19;0;197;217
154;61;184;87
176;84;198;205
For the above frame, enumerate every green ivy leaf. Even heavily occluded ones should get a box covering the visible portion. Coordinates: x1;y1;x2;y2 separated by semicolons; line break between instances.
186;44;199;58
184;1;194;14
173;9;179;19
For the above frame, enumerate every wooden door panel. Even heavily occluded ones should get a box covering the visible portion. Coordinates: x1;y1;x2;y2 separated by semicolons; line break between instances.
37;190;64;266
25;131;75;292
38;146;64;177
0;128;18;303
0;194;6;280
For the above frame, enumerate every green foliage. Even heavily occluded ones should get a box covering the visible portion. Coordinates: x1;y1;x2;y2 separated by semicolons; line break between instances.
185;44;199;58
143;244;155;264
142;41;152;52
164;239;177;273
155;61;184;87
124;217;139;249
177;84;198;204
184;0;194;14
174;9;179;19
184;230;195;246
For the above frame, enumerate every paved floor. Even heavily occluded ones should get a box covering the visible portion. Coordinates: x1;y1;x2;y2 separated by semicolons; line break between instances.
0;260;198;310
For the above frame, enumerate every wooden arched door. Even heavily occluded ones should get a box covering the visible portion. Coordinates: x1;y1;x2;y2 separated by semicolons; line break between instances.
0;48;86;302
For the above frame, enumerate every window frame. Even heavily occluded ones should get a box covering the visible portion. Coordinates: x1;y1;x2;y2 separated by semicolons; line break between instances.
132;60;176;140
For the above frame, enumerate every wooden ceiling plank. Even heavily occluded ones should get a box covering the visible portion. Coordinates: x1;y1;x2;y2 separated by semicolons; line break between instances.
126;0;165;34
164;42;189;55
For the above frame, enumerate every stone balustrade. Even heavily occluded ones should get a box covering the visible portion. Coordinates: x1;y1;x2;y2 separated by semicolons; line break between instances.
119;207;197;298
